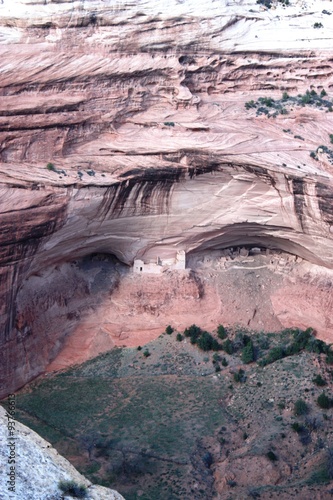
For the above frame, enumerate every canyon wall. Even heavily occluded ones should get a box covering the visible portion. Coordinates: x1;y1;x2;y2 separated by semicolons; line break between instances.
1;0;333;396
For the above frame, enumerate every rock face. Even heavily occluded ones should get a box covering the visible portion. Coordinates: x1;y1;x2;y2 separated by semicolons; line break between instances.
1;0;333;396
0;404;124;500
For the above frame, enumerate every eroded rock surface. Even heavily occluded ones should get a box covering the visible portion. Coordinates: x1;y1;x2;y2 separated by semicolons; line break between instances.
0;405;124;500
0;0;333;395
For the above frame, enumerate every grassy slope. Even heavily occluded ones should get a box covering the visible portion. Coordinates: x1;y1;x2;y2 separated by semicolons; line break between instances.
2;329;333;499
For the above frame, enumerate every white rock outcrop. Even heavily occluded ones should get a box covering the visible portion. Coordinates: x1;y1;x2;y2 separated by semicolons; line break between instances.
0;405;124;500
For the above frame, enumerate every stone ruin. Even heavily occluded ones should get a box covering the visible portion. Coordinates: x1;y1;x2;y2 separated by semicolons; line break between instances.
133;250;186;274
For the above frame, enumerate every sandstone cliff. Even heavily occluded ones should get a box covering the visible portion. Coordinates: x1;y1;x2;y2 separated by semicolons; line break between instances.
1;0;333;396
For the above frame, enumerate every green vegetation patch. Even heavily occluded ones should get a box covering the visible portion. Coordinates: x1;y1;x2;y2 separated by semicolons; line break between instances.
245;89;333;118
4;325;333;499
11;336;229;499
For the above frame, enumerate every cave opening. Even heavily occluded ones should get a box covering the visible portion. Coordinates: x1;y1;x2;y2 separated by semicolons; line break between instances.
186;222;326;267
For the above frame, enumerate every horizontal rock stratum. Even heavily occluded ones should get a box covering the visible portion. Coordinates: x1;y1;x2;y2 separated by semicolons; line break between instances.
1;0;333;397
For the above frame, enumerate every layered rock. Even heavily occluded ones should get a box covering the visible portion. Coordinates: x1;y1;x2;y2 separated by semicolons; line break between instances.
1;0;333;396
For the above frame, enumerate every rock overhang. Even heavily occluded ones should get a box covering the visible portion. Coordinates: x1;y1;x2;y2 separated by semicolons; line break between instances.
0;0;333;395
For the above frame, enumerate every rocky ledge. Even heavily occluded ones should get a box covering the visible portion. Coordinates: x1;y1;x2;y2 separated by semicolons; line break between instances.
0;404;124;499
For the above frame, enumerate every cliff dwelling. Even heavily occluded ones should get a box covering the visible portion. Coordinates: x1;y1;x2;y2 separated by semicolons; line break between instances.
133;250;186;274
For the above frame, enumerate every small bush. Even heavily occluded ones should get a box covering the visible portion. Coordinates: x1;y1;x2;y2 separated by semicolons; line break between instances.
258;96;274;107
164;121;175;126
291;422;304;433
184;324;202;344
222;339;233;355
217;324;227;340
317;392;331;409
241;340;255;364
221;357;228;367
266;451;278;462
202;451;213;468
321;89;327;97
197;331;222;352
213;353;221;363
306;337;328;354
329;134;333;144
143;349;151;357
46;162;57;172
294;399;309;416
261;345;285;366
58;480;88;498
137;346;142;351
245;100;256;109
165;325;174;335
313;22;323;29
313;374;327;387
176;333;183;342
326;350;333;365
233;368;246;383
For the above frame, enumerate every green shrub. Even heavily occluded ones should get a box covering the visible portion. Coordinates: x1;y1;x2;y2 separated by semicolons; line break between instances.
143;349;151;358
261;345;285;366
291;422;304;433
259;96;274;107
330;134;333;144
165;325;174;335
176;333;183;342
282;91;289;101
326;350;333;365
184;324;202;344
313;22;323;29
294;399;309;416
46;162;57;172
213;353;221;363
241;340;255;364
164;121;175;126
58;480;88;498
222;339;233;355
317;392;331;409
221;357;228;367
245;100;256;109
197;331;222;352
313;374;327;387
306;337;328;354
266;450;278;462
233;368;246;383
321;89;327;97
217;324;227;340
